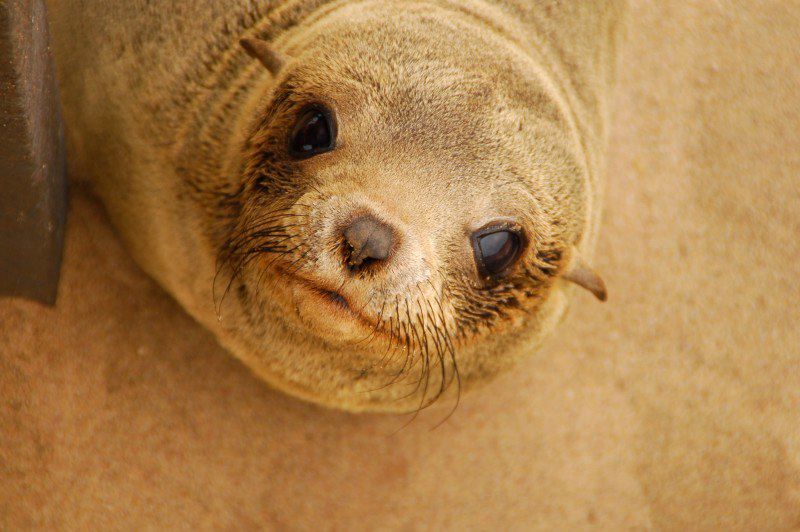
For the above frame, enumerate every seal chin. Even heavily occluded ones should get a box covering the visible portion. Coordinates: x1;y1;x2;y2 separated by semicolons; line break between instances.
281;270;376;345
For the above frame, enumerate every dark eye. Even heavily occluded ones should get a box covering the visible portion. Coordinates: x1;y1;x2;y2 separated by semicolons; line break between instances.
288;106;336;159
472;226;525;278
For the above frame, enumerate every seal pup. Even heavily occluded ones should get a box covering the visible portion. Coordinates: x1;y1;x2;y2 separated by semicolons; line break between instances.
45;0;624;412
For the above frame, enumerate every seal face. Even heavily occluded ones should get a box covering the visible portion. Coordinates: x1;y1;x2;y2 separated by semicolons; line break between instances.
200;3;610;412
47;0;617;413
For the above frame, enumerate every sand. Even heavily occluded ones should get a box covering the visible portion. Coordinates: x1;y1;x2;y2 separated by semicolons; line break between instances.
2;2;799;529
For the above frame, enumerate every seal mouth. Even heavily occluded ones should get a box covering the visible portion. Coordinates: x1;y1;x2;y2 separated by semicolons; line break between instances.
276;268;379;336
318;287;349;310
303;281;352;313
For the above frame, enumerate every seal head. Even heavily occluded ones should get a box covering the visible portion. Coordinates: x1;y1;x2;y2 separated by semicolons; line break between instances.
187;2;610;412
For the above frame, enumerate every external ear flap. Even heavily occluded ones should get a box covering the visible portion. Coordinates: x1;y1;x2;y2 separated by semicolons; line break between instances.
563;255;608;302
239;37;286;76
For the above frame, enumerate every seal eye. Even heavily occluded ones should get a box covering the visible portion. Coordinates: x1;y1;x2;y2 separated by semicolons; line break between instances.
472;227;524;278
289;106;336;159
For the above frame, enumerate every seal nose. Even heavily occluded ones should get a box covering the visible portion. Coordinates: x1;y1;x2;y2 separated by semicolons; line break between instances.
343;216;394;269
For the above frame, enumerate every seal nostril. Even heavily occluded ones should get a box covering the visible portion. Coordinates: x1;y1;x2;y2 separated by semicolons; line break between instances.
342;216;394;270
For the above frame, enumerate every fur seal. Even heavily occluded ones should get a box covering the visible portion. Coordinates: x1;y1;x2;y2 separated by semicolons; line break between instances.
45;0;624;412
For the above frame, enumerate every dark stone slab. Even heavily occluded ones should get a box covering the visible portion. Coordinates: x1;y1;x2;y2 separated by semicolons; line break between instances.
0;0;66;305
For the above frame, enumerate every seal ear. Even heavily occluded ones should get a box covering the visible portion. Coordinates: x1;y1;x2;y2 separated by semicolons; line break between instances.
239;37;286;76
563;255;608;302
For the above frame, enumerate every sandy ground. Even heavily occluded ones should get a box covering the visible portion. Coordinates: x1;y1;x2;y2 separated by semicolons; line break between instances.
2;2;800;529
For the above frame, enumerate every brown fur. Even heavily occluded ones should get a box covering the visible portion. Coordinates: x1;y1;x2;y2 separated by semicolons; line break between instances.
3;2;800;528
44;0;624;411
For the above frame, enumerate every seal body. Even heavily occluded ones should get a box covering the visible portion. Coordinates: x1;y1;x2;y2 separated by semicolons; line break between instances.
45;0;625;412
